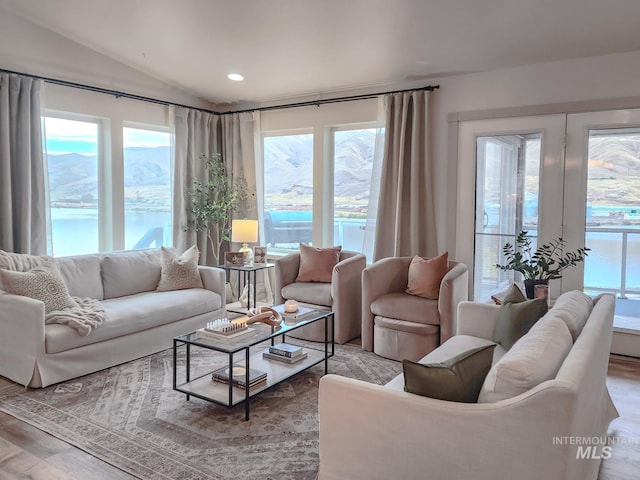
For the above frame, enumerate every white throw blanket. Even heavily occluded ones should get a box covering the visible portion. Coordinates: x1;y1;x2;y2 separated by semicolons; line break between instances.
45;296;105;336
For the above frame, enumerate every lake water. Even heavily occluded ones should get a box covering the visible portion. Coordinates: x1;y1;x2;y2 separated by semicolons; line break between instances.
50;207;639;294
50;207;171;257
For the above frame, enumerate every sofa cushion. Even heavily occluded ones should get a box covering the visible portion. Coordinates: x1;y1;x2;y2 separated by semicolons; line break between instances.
45;288;222;354
371;292;439;325
157;245;203;292
385;335;505;391
493;287;548;350
0;261;78;314
101;249;164;299
405;252;449;299
478;315;573;403
551;290;593;341
403;344;496;402
296;244;341;283
281;281;332;307
56;254;104;300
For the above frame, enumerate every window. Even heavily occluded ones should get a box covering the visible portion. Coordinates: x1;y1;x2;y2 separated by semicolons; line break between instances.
44;116;100;256
263;133;313;249
333;128;376;252
43;114;173;256
123;126;172;249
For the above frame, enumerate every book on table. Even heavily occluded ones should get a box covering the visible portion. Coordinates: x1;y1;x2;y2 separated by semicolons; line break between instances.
262;350;308;364
211;366;267;389
269;342;303;358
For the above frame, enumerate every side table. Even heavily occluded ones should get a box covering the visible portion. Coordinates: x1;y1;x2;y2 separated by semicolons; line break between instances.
219;262;275;313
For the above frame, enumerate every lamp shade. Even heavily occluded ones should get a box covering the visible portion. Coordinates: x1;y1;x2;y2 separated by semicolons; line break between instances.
231;219;258;243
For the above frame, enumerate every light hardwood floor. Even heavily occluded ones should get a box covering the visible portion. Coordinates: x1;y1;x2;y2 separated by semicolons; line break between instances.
0;355;639;479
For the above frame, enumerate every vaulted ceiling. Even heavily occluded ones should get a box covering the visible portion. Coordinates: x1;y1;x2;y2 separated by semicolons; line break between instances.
2;0;640;107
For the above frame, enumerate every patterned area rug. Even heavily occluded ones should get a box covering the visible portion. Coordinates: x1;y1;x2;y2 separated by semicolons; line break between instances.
0;343;401;480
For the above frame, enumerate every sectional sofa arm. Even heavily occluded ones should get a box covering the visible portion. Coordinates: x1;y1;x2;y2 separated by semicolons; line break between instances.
456;301;500;339
318;374;577;480
0;292;46;386
198;266;227;304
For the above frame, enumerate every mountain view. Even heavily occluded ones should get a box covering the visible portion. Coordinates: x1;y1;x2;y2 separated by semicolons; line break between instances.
263;129;375;218
48;146;172;209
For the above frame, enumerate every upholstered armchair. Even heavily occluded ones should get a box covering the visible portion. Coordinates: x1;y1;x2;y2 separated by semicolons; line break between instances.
274;248;366;344
362;256;468;361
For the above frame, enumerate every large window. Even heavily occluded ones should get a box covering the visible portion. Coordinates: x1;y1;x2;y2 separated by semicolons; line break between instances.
123;126;172;249
43;114;173;256
261;125;378;255
333;128;376;251
263;133;314;249
44;116;100;256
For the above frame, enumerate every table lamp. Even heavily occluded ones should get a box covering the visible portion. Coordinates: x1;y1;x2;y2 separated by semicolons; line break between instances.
231;219;258;264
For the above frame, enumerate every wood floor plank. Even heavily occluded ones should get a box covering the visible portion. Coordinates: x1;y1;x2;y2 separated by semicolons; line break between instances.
0;355;638;479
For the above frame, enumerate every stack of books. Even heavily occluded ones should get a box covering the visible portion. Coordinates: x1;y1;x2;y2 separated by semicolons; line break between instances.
262;342;308;364
211;366;267;389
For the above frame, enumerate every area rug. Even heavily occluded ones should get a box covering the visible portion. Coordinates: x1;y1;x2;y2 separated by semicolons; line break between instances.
0;343;401;480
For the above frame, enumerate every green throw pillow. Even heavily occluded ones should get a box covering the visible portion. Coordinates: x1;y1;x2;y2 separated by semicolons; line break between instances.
492;286;548;350
403;344;497;403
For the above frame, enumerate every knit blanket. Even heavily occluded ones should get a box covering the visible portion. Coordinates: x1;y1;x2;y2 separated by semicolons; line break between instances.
46;296;105;336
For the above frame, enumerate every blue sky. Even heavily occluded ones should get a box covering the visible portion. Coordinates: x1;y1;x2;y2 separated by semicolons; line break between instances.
44;117;171;155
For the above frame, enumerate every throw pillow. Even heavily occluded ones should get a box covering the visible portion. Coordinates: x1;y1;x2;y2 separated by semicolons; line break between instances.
157;245;204;291
492;285;548;350
0;250;51;291
478;316;573;402
490;282;525;305
0;261;78;314
296;244;342;283
403;344;496;403
405;252;449;299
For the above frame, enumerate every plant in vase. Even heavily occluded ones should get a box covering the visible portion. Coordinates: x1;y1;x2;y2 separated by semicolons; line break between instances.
495;230;590;299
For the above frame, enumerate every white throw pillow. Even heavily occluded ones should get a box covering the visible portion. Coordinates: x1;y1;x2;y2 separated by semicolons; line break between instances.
157;245;204;291
477;315;573;403
0;261;78;314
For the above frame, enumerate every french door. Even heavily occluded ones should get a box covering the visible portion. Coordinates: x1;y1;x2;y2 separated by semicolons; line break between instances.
456;115;566;300
565;109;640;356
458;110;640;356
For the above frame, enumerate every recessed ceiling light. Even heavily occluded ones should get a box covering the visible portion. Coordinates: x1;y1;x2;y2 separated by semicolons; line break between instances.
227;73;244;82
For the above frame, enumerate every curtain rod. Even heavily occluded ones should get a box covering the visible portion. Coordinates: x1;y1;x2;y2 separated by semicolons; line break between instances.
1;67;439;115
221;84;440;114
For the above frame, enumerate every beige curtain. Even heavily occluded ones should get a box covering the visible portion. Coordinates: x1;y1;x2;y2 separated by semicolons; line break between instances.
173;106;221;264
373;90;437;261
173;108;260;269
0;73;46;254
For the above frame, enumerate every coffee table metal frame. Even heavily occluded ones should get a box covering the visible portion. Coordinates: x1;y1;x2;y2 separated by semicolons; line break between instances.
173;309;334;420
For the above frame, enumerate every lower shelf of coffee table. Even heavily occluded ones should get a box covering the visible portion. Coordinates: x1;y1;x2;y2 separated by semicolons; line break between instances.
176;347;327;406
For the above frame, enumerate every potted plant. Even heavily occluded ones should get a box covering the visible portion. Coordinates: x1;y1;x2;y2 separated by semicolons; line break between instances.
185;153;253;265
495;230;590;298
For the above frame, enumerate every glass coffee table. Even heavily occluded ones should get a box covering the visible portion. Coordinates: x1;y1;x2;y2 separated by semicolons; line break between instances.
173;306;334;420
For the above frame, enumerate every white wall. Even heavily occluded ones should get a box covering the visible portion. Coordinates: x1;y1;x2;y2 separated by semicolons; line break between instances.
0;7;212;110
432;50;640;254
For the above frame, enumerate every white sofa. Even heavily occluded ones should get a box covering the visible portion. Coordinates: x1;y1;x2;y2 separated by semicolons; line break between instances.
0;248;226;388
318;291;617;480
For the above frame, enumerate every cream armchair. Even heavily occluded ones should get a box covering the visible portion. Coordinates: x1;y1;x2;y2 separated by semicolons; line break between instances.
362;256;468;361
274;250;366;344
